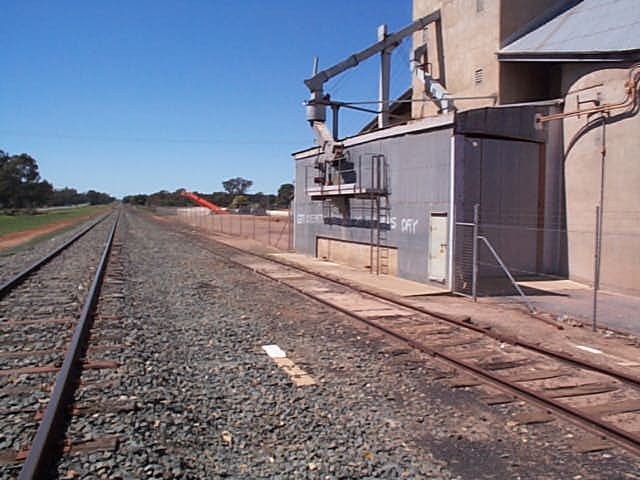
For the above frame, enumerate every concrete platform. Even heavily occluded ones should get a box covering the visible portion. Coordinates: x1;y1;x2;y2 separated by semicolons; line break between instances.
503;282;640;337
516;279;590;292
270;253;449;297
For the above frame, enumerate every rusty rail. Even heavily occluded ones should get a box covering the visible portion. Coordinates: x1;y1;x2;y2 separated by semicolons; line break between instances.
18;212;119;480
162;218;640;456
243;256;640;456
208;235;640;388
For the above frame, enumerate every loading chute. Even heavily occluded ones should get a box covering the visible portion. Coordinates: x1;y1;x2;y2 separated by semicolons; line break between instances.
180;191;229;214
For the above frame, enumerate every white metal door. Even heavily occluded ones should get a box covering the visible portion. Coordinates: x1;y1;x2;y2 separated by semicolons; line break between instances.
428;213;448;283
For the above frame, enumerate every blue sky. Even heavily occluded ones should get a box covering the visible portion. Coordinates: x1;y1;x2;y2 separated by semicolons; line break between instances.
1;1;413;198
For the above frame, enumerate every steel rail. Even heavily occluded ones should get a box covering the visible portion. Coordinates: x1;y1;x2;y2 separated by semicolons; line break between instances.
0;211;112;299
295;263;640;387
282;257;640;387
275;271;640;454
18;212;119;480
148;214;640;454
186;229;640;388
221;248;640;457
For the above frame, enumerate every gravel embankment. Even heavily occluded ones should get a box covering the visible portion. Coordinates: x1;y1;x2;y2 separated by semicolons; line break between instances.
55;208;640;479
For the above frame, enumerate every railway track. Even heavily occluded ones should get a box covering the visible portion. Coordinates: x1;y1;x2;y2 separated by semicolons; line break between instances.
161;213;640;458
0;211;122;479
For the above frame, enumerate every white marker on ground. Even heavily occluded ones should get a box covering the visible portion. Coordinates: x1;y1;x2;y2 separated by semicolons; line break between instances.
261;344;317;387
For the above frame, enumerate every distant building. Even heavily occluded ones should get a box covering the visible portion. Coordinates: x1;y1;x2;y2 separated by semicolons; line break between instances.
293;0;640;295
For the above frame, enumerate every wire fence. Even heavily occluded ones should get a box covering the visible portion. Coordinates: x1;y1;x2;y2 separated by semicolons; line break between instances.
153;206;293;251
454;202;640;328
455;203;569;297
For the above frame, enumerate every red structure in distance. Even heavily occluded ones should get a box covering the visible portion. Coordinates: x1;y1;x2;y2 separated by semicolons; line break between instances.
180;191;229;214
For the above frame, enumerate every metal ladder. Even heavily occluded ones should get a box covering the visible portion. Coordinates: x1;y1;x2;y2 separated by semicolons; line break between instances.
376;194;390;275
369;154;390;275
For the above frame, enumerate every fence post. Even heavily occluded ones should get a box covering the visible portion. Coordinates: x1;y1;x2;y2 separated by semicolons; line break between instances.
268;215;272;246
472;203;479;302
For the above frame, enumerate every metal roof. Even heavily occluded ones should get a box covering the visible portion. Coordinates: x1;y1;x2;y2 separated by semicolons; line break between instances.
499;0;640;61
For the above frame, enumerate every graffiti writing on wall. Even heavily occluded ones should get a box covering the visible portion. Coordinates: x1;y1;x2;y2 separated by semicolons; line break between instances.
296;214;324;224
400;217;419;234
389;217;419;234
297;213;420;234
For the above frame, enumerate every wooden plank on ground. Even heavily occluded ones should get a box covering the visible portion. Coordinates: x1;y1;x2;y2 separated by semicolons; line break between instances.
482;394;516;405
573;435;612;453
449;375;482;388
513;410;555;425
582;399;640;416
544;383;618;398
477;358;532;371
503;369;568;382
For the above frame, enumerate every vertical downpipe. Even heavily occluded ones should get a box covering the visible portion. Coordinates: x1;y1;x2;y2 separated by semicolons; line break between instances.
472;203;480;302
593;114;607;331
448;135;455;291
593;205;601;332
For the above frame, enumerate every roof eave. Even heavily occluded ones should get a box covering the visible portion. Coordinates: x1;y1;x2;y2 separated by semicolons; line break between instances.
498;49;640;62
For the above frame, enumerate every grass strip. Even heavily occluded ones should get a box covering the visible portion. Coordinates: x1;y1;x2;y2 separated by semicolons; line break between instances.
0;205;108;236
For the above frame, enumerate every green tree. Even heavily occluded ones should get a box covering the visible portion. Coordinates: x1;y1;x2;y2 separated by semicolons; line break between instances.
276;183;294;208
123;194;148;205
86;190;115;205
50;187;87;206
229;194;249;210
208;191;232;208
222;177;252;195
0;151;51;208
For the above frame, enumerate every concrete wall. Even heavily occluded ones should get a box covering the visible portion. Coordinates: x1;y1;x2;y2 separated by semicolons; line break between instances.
561;63;613;95
562;65;640;294
294;125;453;284
412;0;568;115
317;238;399;275
499;62;562;104
412;0;500;117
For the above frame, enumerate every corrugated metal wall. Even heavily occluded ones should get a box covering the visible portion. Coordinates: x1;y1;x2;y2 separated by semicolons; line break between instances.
294;126;453;284
293;104;566;291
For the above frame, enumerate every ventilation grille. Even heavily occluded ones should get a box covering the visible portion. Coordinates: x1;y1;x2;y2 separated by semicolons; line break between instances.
474;68;484;85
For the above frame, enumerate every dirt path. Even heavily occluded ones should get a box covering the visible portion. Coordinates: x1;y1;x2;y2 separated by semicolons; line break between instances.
0;216;90;250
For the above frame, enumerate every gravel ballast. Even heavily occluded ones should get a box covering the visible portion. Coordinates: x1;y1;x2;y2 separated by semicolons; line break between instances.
0;214;109;287
49;207;640;479
0;215;117;479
